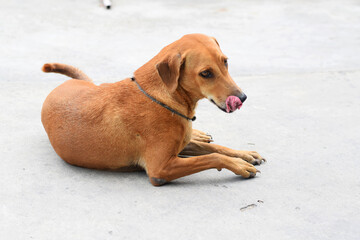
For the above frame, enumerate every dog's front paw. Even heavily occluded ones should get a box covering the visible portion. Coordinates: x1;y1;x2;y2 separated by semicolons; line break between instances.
191;129;213;143
228;157;259;178
235;151;266;165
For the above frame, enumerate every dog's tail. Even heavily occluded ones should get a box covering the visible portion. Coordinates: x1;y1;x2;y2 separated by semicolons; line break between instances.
42;63;93;82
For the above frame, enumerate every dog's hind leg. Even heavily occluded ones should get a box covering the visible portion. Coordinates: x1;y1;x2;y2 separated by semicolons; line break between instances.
113;165;145;172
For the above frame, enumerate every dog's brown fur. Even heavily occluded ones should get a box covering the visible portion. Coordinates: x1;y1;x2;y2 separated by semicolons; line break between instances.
41;34;264;186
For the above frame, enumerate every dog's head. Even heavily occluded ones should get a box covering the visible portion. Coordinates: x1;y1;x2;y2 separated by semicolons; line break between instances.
156;33;246;113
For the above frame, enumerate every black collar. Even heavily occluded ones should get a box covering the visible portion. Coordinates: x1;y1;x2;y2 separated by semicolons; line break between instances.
131;77;196;121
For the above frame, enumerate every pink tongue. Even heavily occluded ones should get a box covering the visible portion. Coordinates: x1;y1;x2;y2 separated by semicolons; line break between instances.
226;96;242;113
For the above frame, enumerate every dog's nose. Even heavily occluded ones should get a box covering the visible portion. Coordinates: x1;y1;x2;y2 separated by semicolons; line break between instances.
238;93;247;103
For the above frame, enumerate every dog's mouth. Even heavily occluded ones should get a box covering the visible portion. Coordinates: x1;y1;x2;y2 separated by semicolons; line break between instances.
210;96;243;113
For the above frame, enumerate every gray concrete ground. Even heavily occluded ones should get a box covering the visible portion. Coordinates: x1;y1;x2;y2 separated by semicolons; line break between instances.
1;0;360;239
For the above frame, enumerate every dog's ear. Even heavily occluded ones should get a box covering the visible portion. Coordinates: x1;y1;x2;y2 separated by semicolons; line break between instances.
156;53;183;93
212;37;220;47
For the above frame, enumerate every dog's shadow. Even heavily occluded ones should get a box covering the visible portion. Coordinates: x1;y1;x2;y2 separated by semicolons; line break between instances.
66;162;252;188
61;161;147;178
163;175;252;188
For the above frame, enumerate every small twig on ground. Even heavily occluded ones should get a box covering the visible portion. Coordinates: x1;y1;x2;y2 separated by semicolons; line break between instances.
240;204;257;211
240;200;264;211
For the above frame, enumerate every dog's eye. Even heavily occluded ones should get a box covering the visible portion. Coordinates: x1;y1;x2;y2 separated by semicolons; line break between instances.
224;59;228;68
199;70;213;78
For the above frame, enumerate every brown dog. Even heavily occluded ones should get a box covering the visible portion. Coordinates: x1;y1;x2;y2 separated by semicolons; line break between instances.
41;34;265;186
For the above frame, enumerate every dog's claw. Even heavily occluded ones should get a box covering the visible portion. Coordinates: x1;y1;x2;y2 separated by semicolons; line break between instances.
253;157;266;165
248;169;260;178
206;133;213;143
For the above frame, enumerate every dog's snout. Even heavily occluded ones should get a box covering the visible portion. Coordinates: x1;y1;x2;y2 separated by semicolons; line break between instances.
239;93;247;103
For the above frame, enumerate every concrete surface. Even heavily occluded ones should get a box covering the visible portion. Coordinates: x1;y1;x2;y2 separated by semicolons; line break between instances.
1;0;360;239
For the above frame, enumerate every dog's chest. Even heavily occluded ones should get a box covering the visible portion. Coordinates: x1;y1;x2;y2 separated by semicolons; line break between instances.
182;124;192;147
